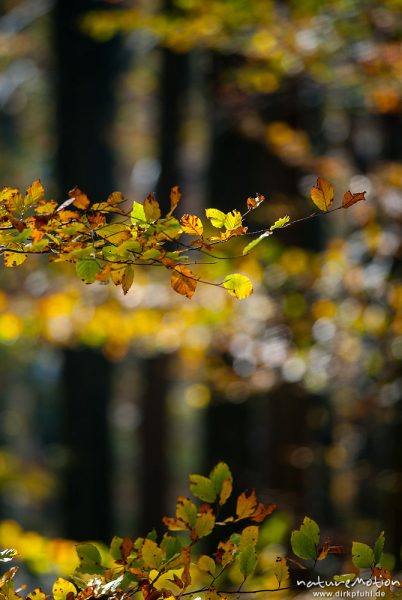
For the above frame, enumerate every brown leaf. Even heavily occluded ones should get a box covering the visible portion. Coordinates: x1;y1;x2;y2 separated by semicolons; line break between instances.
120;536;133;561
342;190;366;208
372;567;392;580
215;540;236;567
251;501;277;523
168;186;181;215
69;186;90;210
170;265;198;299
180;214;203;236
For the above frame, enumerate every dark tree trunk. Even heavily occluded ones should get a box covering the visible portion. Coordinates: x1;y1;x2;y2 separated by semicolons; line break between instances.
53;0;123;541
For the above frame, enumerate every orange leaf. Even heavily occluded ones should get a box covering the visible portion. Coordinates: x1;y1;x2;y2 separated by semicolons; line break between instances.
251;501;277;523
247;193;265;210
342;190;366;208
310;177;334;212
372;567;392;580
170;265;198;299
69;186;90;210
180;214;203;236
168;186;181;215
236;490;258;520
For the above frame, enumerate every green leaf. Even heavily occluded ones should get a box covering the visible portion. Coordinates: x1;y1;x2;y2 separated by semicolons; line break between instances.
0;549;17;562
240;526;259;550
374;531;385;565
290;517;320;560
273;558;289;588
205;208;226;228
76;258;102;283
189;474;217;502
333;574;357;583
242;231;270;255
352;542;375;569
160;534;182;561
223;274;253;299
198;555;216;575
176;497;198;528
130;201;147;225
238;544;257;578
52;578;77;600
194;509;215;539
109;536;124;561
291;531;317;560
270;216;290;231
209;462;232;494
76;543;103;574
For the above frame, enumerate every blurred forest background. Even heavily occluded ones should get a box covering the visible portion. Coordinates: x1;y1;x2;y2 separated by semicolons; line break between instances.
0;0;402;580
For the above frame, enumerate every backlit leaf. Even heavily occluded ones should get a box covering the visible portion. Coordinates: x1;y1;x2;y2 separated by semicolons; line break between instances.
25;180;45;209
236;490;258;520
310;177;334;212
223;274;253;299
247;193;265;210
0;550;17;563
76;259;102;284
224;210;242;231
131;201;147;225
180;214;203;236
144;193;161;222
69;187;90;210
343;190;366;209
238;543;257;578
176;496;197;528
274;557;289;588
189;474;217;503
209;462;233;505
4;252;27;267
198;555;215;575
270;215;290;231
171;265;198;299
374;531;385;565
205;208;226;229
52;578;77;600
352;542;375;569
96;223;131;245
291;518;320;561
242;231;270;255
142;539;163;570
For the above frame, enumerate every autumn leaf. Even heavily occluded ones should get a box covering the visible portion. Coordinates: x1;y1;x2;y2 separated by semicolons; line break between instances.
205;208;226;229
193;506;215;540
4;252;27;267
274;557;289;588
52;578;77;600
342;190;366;208
189;474;217;503
168;186;181;216
198;555;216;575
270;215;290;231
224;210;242;231
76;258;102;283
144;192;161;222
310;177;334;212
69;186;90;210
24;180;45;209
180;214;203;236
216;540;236;567
247;193;265;210
170;265;198;299
223;274;253;299
96;223;132;245
236;490;258;520
251;501;277;522
142;539;163;570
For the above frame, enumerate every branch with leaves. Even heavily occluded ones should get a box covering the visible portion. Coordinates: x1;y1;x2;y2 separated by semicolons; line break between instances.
0;177;365;300
0;462;397;600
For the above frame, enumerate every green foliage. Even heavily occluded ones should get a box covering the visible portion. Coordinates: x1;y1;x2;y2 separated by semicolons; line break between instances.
0;463;397;599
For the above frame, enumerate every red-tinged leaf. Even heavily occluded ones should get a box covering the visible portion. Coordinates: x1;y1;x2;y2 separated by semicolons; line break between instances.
162;517;188;532
251;501;277;522
144;192;161;222
236;490;258;520
170;265;198;299
310;177;334;212
120;537;133;561
69;186;90;210
167;574;184;589
180;214;203;236
342;190;366;208
180;548;191;589
88;212;106;227
7;214;27;232
169;186;181;215
372;567;392;580
247;193;265;210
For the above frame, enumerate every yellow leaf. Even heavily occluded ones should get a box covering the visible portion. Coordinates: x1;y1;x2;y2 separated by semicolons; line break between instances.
222;274;253;299
224;210;242;231
3;252;27;268
52;578;77;600
193;507;215;540
310;177;334;211
180;214;203;236
219;478;233;506
236;490;258;520
69;186;90;210
96;223;132;245
198;555;215;575
342;190;366;208
144;193;161;222
142;539;163;570
24;180;45;209
171;265;198;299
240;526;259;549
